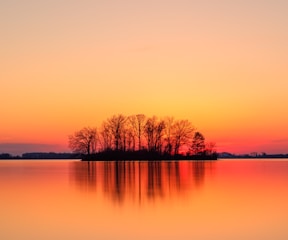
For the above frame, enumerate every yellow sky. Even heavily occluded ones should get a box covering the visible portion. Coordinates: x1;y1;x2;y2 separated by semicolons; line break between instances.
1;0;288;154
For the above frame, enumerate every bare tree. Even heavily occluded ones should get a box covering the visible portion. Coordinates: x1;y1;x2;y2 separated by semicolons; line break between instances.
144;116;156;151
144;116;165;153
120;124;129;151
190;131;206;155
172;120;194;155
136;114;146;150
154;119;165;153
127;115;138;151
163;116;174;155
107;114;127;151
132;114;146;150
126;128;135;151
99;121;113;151
68;114;211;158
68;127;97;155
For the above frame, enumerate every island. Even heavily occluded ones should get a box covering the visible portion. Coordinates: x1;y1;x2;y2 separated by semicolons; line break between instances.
68;114;217;161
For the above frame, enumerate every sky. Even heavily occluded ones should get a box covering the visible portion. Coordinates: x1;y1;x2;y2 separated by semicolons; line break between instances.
1;0;288;155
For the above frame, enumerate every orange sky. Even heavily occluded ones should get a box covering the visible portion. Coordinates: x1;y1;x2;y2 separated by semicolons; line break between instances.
1;1;288;155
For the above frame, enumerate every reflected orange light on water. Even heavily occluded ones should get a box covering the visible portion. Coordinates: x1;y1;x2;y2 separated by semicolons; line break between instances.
70;161;213;206
0;160;288;240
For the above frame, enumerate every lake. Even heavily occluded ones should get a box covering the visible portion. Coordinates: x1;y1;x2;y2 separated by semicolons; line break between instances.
0;159;288;240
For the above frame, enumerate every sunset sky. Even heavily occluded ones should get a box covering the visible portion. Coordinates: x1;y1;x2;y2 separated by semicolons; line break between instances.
1;0;288;155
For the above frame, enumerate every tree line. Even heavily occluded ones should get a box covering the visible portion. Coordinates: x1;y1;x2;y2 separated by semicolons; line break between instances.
68;114;216;159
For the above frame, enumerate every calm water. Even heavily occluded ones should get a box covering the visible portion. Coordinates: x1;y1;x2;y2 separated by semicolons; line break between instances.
0;159;288;240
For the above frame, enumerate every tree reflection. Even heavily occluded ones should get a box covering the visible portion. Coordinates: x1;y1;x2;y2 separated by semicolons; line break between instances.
70;160;215;205
70;161;97;191
147;162;163;199
192;161;206;187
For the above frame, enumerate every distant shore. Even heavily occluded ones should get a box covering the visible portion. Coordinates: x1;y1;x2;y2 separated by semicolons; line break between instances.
218;152;288;159
0;151;217;160
1;151;288;160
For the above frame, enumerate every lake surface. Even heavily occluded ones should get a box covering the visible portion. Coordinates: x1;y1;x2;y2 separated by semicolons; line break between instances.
0;159;288;240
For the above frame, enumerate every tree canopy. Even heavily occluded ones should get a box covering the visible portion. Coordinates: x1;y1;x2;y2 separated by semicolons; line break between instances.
68;114;216;159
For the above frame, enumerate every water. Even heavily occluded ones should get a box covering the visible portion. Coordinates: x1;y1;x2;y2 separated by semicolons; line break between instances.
0;159;288;240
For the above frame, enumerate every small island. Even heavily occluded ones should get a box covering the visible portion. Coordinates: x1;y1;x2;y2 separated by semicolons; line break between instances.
68;114;217;161
81;150;217;161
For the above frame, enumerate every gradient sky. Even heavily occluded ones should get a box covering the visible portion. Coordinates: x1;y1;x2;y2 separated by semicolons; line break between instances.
1;0;288;155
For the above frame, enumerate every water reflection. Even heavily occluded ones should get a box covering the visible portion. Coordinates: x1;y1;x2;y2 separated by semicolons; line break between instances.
70;161;215;204
2;160;288;239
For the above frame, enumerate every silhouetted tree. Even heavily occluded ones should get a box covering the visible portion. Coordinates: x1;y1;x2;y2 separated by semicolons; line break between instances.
68;127;98;155
128;114;146;150
155;119;165;153
172;120;194;155
144;116;166;153
69;113;216;159
126;127;136;151
136;114;146;150
107;114;127;151
99;121;113;151
144;117;156;151
190;131;205;155
163;116;174;155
